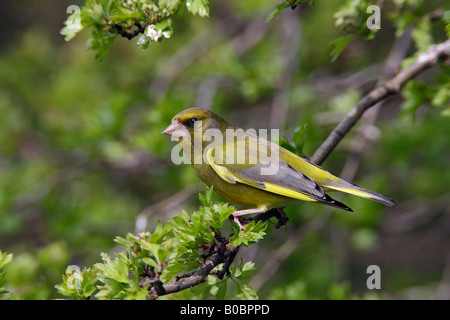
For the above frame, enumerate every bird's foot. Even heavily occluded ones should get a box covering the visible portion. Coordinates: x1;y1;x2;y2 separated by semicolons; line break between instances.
233;215;246;231
231;208;262;231
274;208;289;229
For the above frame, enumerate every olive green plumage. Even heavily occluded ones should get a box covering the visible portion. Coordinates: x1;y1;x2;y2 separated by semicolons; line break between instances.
162;108;395;218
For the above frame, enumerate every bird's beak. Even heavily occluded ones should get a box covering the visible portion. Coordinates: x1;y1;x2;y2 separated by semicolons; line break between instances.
162;120;188;138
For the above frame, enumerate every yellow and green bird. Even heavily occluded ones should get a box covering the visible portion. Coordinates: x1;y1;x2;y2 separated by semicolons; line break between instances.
162;108;395;229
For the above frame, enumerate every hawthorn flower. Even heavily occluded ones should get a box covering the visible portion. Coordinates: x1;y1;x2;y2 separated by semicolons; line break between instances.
145;25;171;42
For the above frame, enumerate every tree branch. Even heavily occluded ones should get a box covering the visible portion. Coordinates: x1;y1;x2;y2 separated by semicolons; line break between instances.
111;22;147;40
311;39;450;166
152;243;240;297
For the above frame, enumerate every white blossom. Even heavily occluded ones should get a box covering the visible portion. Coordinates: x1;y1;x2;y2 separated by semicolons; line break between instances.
145;25;162;41
145;25;171;41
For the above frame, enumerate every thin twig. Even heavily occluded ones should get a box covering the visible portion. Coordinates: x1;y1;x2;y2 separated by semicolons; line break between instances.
112;22;147;40
311;38;450;166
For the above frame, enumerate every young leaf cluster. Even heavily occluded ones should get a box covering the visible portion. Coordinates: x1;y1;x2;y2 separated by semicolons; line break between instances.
195;259;258;300
61;0;210;60
56;189;267;299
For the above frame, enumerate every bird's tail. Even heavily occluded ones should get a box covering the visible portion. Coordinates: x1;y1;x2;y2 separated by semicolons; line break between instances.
322;179;396;207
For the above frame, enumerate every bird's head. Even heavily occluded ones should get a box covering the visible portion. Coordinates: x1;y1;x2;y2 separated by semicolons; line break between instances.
162;108;229;142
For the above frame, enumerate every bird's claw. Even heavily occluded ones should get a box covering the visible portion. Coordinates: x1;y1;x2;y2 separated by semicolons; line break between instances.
233;215;246;231
275;208;289;229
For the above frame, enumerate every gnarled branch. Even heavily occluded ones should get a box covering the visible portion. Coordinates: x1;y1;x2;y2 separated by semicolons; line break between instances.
147;241;240;297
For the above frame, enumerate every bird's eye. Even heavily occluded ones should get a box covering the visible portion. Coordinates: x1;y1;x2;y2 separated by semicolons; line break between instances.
189;117;198;125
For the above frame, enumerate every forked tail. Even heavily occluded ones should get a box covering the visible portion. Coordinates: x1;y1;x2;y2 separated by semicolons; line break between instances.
323;179;396;207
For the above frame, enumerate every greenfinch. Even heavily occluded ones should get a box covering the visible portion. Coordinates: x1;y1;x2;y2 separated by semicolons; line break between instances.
162;108;395;229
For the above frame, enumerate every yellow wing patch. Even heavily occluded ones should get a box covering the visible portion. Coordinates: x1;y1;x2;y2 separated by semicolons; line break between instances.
326;185;372;199
323;181;395;207
206;147;236;184
206;147;319;203
263;182;318;202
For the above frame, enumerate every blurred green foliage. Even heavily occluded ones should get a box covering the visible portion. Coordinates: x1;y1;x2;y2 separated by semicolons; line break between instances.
0;0;449;299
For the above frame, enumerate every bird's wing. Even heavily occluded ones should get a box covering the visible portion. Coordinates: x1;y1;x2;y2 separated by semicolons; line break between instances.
278;147;396;207
205;133;330;203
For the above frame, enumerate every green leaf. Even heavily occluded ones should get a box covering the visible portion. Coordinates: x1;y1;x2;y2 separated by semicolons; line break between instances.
85;29;117;61
60;25;84;42
236;282;258;300
330;35;355;62
233;260;255;280
199;187;213;206
208;275;227;300
159;0;183;12
186;0;209;17
212;202;234;225
55;265;99;299
412;16;432;53
0;251;13;269
172;214;191;231
400;79;434;119
292;123;308;157
266;1;318;23
0;251;13;298
140;240;161;262
150;220;170;243
230;221;267;246
163;260;199;283
114;236;130;248
266;2;289;23
95;253;131;284
142;257;159;269
279;135;296;153
431;83;450;108
443;10;450;37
